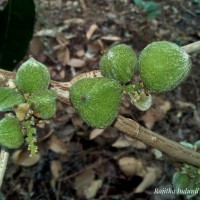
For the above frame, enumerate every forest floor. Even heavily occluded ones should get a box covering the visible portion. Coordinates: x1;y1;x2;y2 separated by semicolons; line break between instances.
1;0;200;200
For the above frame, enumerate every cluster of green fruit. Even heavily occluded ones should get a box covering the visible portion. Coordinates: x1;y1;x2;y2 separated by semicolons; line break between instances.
0;58;57;152
70;41;191;128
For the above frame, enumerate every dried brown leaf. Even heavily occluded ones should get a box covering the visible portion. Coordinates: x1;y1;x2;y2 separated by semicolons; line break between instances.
75;169;95;197
64;18;85;25
12;149;41;167
29;37;44;56
76;49;85;57
86;24;98;40
101;35;121;41
90;129;104;140
135;167;162;193
84;179;103;199
125;136;147;150
118;157;145;177
67;58;85;68
112;135;147;149
50;160;62;179
48;135;68;154
56;48;70;66
112;136;131;148
141;108;161;129
141;96;171;129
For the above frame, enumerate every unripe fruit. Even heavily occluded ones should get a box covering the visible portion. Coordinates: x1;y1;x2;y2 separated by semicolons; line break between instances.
100;44;137;84
0;87;24;111
16;57;50;94
139;41;191;92
172;172;191;191
0;116;24;149
27;90;57;120
70;77;122;128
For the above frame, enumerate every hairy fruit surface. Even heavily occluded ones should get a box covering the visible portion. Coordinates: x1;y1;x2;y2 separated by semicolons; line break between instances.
16;57;50;94
0;116;24;149
100;44;137;84
70;77;122;128
27;90;57;120
139;41;191;92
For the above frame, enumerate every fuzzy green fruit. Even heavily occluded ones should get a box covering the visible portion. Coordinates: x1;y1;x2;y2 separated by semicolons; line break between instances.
0;116;24;149
27;90;57;120
16;57;50;94
172;172;191;191
139;41;191;92
100;44;137;84
0;87;24;111
70;77;122;128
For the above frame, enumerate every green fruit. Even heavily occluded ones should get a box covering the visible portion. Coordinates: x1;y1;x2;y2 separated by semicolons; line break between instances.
27;90;57;120
70;77;122;128
16;57;50;94
139;41;191;92
0;87;24;111
100;44;137;84
0;116;24;149
172;172;191;191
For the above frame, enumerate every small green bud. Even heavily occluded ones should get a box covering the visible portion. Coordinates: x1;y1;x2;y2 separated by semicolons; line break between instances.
27;90;57;120
0;87;24;111
131;91;152;111
139;41;191;92
100;44;137;84
70;77;122;128
16;57;50;94
0;116;24;149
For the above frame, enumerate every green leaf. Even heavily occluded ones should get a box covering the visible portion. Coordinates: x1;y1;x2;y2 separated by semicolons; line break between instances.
133;0;160;20
0;115;24;149
0;0;35;70
133;0;144;9
193;0;200;3
143;1;161;19
0;87;24;111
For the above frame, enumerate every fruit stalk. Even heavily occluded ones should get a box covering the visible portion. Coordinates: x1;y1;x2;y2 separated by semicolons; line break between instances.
182;41;200;54
114;115;200;168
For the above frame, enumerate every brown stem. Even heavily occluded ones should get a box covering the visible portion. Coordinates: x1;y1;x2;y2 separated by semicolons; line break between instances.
0;41;200;168
114;116;200;167
182;41;200;54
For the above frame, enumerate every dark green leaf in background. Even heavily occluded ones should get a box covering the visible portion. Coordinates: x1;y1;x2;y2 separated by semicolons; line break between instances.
133;0;161;20
0;0;35;70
